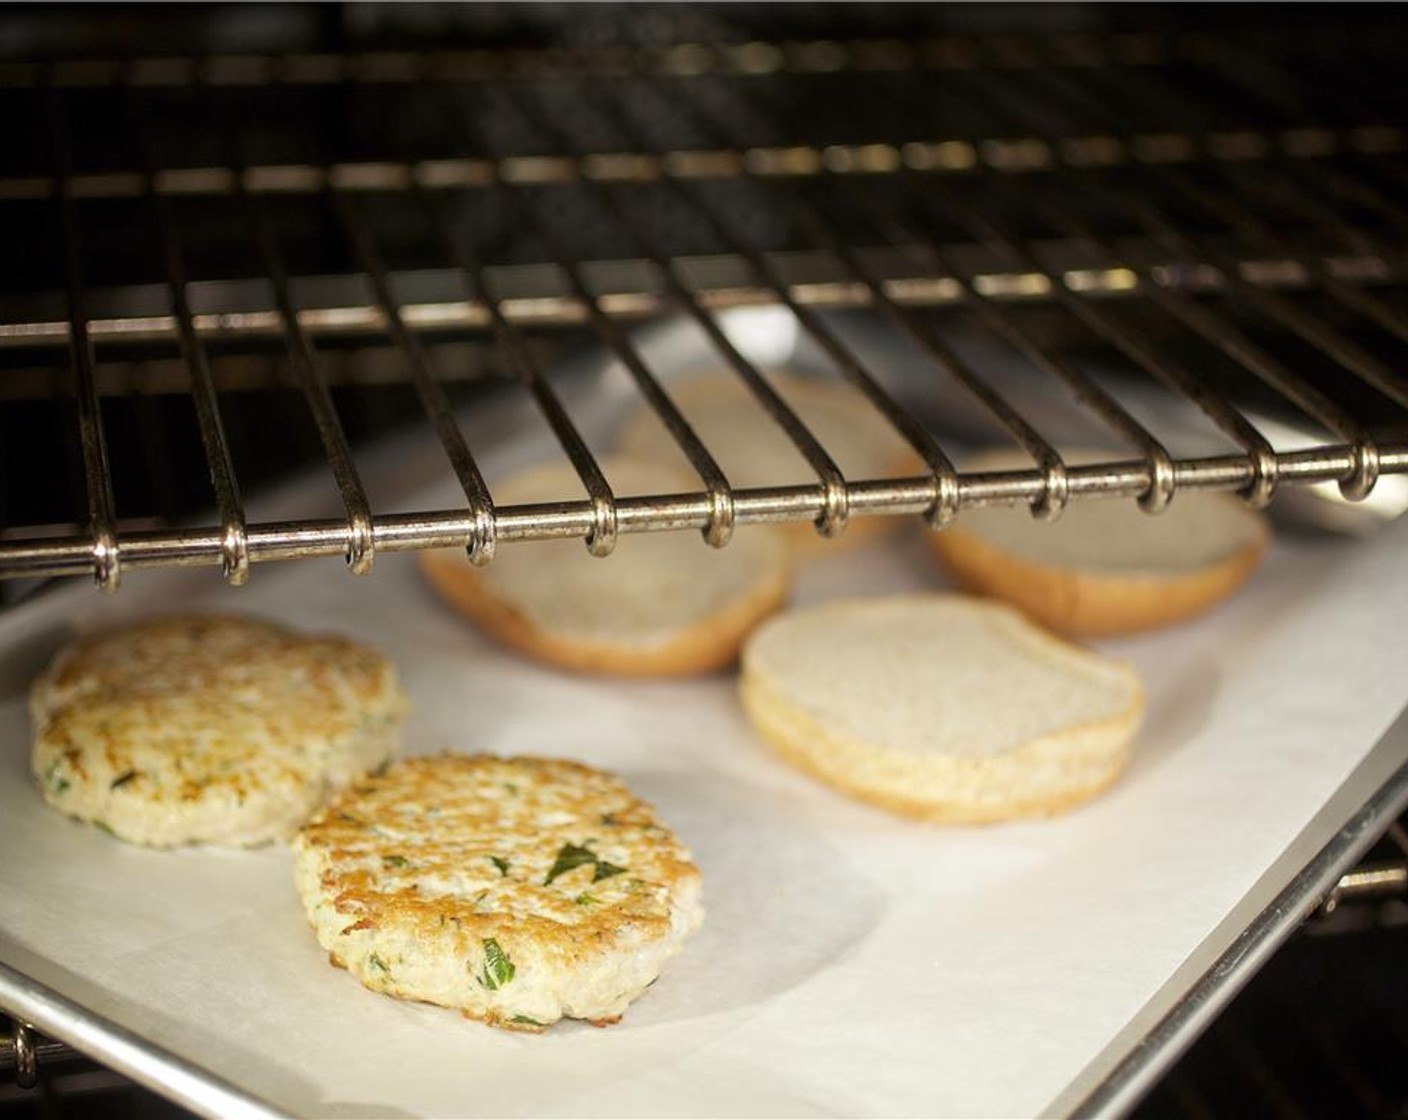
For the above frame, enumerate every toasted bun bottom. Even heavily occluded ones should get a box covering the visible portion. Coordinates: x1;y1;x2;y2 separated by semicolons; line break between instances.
421;549;790;677
928;526;1268;636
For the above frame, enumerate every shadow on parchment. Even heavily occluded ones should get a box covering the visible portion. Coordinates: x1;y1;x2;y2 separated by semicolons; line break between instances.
612;768;888;1028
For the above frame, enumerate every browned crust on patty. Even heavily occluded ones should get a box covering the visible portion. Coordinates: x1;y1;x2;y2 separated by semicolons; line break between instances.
30;614;406;847
296;754;703;1031
300;755;698;942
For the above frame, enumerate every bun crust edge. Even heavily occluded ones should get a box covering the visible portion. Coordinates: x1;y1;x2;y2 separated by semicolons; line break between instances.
420;548;790;677
927;517;1270;636
739;598;1145;823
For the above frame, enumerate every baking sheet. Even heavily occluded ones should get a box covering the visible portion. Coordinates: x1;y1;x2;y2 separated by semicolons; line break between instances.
3;325;1408;1119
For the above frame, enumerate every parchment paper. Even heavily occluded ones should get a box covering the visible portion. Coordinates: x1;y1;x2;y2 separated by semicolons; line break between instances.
2;314;1406;1118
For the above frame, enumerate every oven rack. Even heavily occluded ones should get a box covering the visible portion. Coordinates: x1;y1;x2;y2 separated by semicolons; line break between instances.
2;30;1407;590
2;18;1405;90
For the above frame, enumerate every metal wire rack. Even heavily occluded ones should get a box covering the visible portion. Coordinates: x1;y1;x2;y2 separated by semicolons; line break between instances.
3;24;1408;591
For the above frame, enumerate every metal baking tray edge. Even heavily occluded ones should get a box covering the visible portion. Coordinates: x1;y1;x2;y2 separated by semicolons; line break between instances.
0;951;288;1120
1056;705;1408;1117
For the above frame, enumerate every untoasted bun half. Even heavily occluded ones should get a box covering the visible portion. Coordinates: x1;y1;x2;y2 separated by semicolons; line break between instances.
740;595;1143;823
420;458;790;677
928;449;1271;636
615;372;914;553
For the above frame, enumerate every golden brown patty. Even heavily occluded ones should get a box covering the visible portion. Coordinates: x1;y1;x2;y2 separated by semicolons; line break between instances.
294;754;704;1031
30;615;407;847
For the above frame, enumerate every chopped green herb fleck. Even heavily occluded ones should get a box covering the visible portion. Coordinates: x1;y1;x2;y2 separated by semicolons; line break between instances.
601;813;618;827
368;952;391;977
110;770;138;790
92;820;115;837
371;758;392;778
575;892;600;906
382;854;410;868
335;812;361;825
510;1014;544;1027
545;842;599;885
44;760;70;795
546;842;628;886
480;938;515;990
593;860;627;883
490;856;510;877
503;782;520;795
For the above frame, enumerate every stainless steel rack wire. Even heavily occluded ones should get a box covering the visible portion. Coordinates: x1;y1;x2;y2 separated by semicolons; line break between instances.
3;27;1408;591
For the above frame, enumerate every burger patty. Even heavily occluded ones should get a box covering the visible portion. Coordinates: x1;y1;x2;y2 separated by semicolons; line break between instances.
293;754;704;1031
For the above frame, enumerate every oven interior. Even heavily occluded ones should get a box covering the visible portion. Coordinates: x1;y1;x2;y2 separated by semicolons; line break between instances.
1;3;1407;1116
